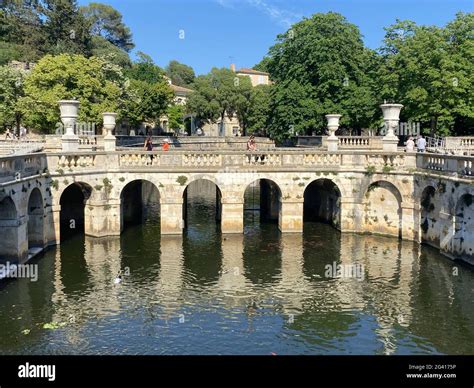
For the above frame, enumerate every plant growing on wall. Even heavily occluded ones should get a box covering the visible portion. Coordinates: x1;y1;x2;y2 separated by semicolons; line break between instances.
176;176;188;186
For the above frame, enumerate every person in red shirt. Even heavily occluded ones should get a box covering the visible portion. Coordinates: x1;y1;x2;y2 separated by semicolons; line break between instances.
162;139;170;151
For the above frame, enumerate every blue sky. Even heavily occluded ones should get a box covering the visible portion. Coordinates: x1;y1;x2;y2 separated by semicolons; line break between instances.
78;0;473;75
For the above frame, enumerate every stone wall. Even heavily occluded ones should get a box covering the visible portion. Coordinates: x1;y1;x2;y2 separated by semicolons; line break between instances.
0;150;473;267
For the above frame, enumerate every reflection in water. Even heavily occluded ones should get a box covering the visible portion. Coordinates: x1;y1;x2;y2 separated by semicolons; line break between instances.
0;200;474;355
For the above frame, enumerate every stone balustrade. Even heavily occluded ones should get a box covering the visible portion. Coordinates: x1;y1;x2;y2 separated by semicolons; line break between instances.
0;154;47;183
417;153;473;177
1;150;473;184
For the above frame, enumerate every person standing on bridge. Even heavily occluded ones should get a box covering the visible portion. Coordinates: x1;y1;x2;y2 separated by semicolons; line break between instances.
416;135;426;153
144;136;154;165
405;137;415;153
162;139;170;152
247;135;257;151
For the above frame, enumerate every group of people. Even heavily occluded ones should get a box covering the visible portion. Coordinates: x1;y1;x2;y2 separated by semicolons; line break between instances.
144;136;171;155
405;135;426;153
4;126;28;140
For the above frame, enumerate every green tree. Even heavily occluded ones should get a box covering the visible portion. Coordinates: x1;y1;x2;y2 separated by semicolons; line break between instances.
380;13;474;135
126;51;165;84
263;12;379;139
90;36;131;68
185;75;220;129
165;60;195;87
123;79;173;128
167;104;185;131
187;68;253;135
246;84;271;135
0;65;26;132
80;2;134;52
19;54;128;132
0;0;47;63
41;0;92;56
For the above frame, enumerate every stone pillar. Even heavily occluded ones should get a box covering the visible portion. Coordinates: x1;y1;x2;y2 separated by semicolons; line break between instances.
381;103;403;153
0;216;28;264
279;200;303;233
84;199;121;237
401;202;418;241
43;205;58;247
59;100;80;152
326;114;341;152
160;197;183;235
50;205;61;244
221;201;244;234
103;112;117;152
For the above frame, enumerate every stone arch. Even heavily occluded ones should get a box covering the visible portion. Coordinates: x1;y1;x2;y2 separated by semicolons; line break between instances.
303;178;342;229
243;178;282;228
453;193;474;264
183;178;222;230
420;185;440;246
27;188;44;250
0;196;20;262
363;180;402;239
120;179;161;232
59;182;92;241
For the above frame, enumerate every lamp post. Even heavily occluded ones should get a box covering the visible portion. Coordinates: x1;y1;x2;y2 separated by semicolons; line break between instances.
380;103;403;152
325;114;342;152
103;112;117;152
59;100;80;152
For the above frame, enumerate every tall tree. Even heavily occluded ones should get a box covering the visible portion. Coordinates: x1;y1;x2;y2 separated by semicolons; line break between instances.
245;84;271;135
165;60;195;87
123;79;173;127
80;2;134;52
263;12;379;139
380;13;474;135
186;75;220;129
166;104;185;131
187;68;252;135
0;65;26;132
19;54;129;132
90;35;131;68
0;0;47;63
126;52;165;84
41;0;92;56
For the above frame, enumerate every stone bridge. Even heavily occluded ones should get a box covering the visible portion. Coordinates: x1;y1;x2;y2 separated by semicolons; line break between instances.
0;149;473;266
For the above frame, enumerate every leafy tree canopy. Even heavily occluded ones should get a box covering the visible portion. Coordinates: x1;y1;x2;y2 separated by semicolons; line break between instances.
165;60;195;87
263;12;379;139
19;54;129;133
80;2;134;52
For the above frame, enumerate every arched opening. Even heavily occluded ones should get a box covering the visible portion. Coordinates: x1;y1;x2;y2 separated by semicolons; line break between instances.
420;186;440;246
60;183;92;242
363;181;402;239
27;188;44;251
183;179;222;232
303;179;341;229
120;180;160;232
0;196;19;263
453;194;474;262
243;179;282;229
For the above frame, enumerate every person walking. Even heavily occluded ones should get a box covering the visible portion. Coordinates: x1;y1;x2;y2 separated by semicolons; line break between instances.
405;137;415;152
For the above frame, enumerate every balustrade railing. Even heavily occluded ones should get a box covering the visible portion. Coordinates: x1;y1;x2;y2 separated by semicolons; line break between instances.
0;150;472;185
417;153;473;177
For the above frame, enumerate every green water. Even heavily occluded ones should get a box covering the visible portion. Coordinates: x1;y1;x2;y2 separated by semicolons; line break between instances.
0;196;473;355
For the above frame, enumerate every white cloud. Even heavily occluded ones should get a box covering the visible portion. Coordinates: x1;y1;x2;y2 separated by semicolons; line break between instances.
215;0;301;28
